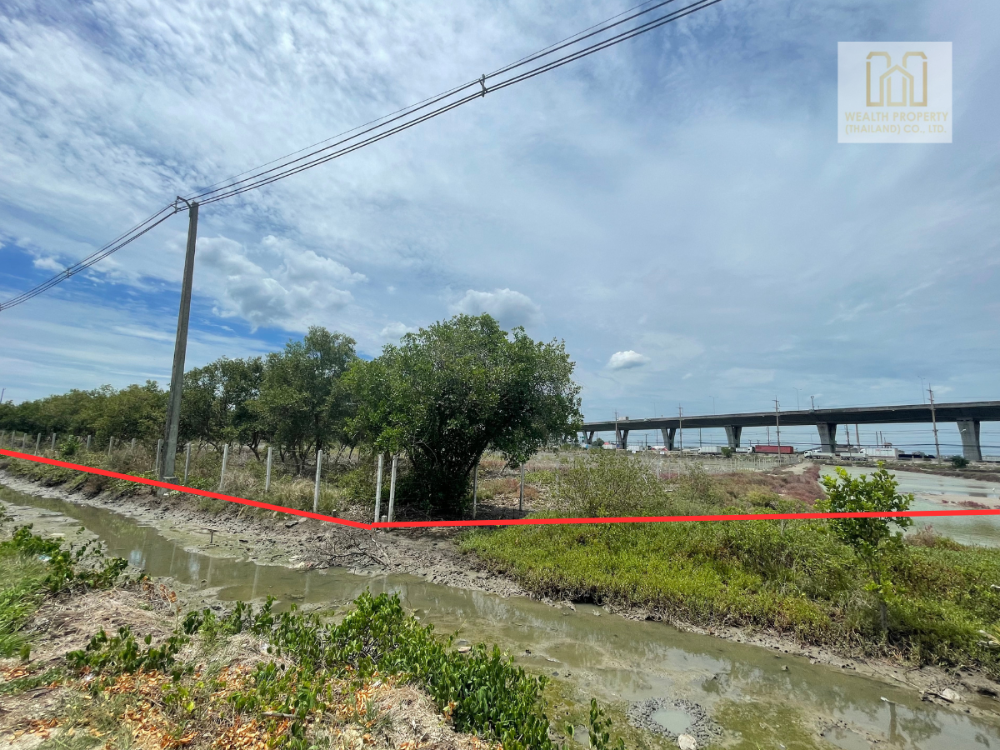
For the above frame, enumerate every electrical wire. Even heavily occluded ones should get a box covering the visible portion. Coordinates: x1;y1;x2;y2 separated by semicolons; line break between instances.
0;205;178;312
0;0;727;311
192;0;723;206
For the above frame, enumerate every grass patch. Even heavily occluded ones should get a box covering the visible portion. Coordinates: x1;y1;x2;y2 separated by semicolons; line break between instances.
461;454;1000;676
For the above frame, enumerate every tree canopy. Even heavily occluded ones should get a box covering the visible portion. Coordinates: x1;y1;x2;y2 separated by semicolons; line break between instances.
346;314;581;515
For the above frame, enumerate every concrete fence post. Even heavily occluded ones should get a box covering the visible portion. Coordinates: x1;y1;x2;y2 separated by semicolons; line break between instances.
35;434;41;454
51;433;57;451
9;431;14;449
387;454;398;523
183;442;192;484
131;437;136;453
86;435;92;452
22;432;28;450
472;464;478;519
155;438;163;476
374;454;384;524
265;446;273;494
219;444;229;491
313;449;323;513
519;464;525;512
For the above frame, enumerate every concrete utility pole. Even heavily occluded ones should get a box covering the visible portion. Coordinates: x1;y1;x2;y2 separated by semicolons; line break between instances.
160;200;199;484
928;386;941;462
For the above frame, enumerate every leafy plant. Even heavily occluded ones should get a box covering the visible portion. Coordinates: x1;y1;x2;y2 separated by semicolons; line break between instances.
950;455;970;469
816;464;913;632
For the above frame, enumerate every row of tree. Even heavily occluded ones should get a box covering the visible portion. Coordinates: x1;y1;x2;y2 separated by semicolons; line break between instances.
1;315;582;514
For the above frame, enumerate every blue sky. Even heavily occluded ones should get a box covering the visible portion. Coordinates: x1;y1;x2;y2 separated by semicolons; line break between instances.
1;0;999;454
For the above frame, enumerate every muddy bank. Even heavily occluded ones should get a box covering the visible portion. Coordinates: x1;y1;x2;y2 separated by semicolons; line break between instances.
0;467;527;599
1;578;500;750
3;468;1000;718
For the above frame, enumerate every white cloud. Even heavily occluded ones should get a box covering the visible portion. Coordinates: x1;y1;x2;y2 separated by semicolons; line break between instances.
198;235;355;331
607;350;650;370
450;288;542;328
32;256;63;272
380;321;416;340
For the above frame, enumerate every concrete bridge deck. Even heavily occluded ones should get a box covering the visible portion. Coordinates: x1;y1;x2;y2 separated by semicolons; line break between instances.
582;401;1000;461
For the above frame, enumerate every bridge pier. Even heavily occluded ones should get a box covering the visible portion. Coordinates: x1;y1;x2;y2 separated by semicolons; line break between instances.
585;430;594;445
957;420;982;462
661;427;677;451
816;422;838;453
724;425;743;448
616;427;629;449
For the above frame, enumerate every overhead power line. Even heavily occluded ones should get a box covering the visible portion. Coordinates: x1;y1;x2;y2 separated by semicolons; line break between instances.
0;0;726;312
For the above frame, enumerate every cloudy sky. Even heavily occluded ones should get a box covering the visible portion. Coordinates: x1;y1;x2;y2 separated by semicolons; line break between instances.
2;0;998;452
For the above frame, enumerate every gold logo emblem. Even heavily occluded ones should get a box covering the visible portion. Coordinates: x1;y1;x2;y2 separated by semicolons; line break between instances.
866;51;927;107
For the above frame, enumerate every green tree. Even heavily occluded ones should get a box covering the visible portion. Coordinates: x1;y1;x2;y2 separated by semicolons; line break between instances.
346;314;582;516
255;327;357;471
84;382;167;444
817;465;913;632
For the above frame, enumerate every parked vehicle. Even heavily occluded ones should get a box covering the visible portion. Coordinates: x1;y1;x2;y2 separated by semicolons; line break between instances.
751;444;794;454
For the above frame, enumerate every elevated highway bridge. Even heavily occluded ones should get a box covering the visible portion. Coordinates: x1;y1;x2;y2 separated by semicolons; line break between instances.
582;401;1000;461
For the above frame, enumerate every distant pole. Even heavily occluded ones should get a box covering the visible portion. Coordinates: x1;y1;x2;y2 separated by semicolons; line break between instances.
374;454;384;524
218;444;229;490
184;442;192;484
387;454;398;523
313;449;323;513
855;424;861;450
160;200;199;484
774;398;781;453
472;464;478;519
155;438;163;476
264;446;273;494
678;406;683;452
928;386;941;462
810;395;815;411
519;464;525;511
794;388;800;411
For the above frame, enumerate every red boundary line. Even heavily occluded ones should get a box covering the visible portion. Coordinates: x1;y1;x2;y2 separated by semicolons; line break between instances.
2;448;999;529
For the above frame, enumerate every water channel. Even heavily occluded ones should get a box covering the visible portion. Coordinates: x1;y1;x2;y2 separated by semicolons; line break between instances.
3;483;999;750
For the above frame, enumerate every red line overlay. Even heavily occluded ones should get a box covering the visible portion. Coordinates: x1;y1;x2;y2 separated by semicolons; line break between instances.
2;448;999;530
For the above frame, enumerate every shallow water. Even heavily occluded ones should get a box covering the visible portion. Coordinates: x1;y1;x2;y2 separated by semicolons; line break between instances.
821;466;1000;547
4;485;1000;749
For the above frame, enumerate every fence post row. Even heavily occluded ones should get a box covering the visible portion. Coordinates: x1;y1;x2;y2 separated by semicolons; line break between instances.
218;444;229;491
313;449;323;513
519;464;525;512
264;446;273;494
472;464;478;519
387;454;398;523
183;442;192;485
374;453;384;525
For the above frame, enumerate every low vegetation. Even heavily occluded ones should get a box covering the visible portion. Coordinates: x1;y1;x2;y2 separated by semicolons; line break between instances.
462;451;1000;676
0;516;628;749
